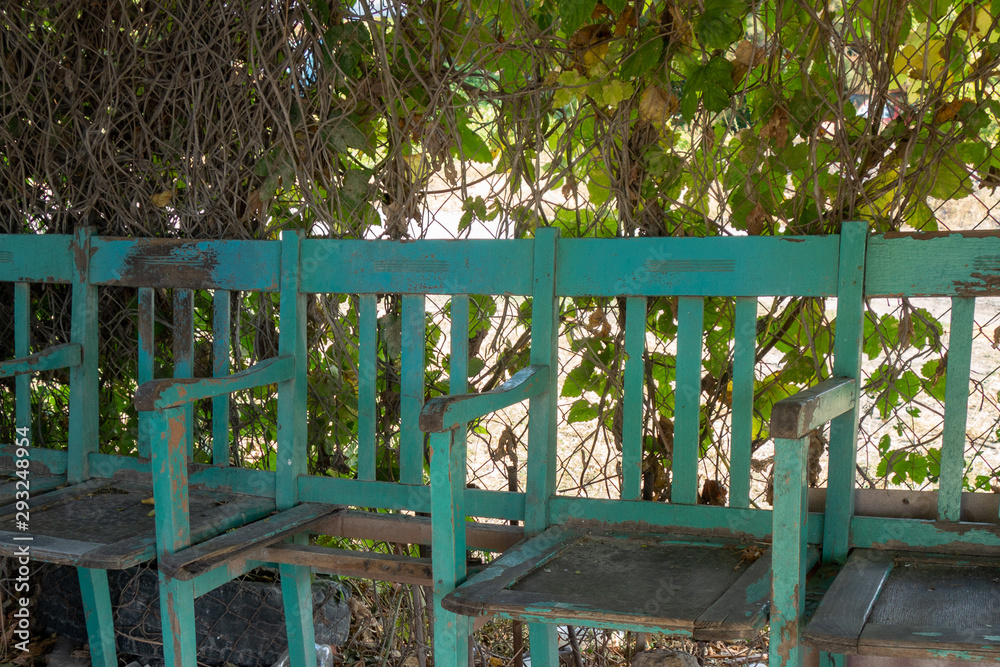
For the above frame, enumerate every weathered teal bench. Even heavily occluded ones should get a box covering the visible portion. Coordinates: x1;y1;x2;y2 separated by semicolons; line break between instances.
1;231;284;665
423;224;867;667
9;226;999;667
136;233;532;666
773;231;1000;665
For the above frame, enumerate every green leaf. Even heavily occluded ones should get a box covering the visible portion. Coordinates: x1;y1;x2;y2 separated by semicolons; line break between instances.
620;31;664;79
458;124;493;164
560;0;598;36
567;398;599;423
696;0;746;49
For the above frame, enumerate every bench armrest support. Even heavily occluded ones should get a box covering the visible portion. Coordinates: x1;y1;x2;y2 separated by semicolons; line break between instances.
135;355;294;412
0;343;82;378
771;377;857;440
420;365;550;432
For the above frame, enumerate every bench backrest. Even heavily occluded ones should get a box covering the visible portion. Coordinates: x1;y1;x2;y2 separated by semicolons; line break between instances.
294;236;539;523
826;231;1000;558
529;223;867;540
0;232;93;484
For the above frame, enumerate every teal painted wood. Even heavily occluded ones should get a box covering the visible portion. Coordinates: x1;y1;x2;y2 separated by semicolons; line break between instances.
188;466;276;498
525;229;559;536
770;436;810;667
173;289;195;462
158;572;198;666
823;221;867;563
450;295;470;532
621;296;645;500
939;297;974;522
450;296;470;395
729;297;756;509
865;232;1000;297
68;227;98;484
299;239;534;295
87;451;150;477
295;475;526;520
77;567;116;667
771;379;857;440
673;296;704;506
280;562;318;667
138;287;155;459
134;356;294;411
89;238;282;291
278;230;306;510
0;234;75;282
421;366;549;432
212;290;231;465
528;624;559;667
150;407;191;557
0;444;67;473
358;294;378;481
545;495;829;542
0;343;81;378
431;429;471;667
555;236;841;297
401;294;426;485
14;282;29;433
849;515;1000;550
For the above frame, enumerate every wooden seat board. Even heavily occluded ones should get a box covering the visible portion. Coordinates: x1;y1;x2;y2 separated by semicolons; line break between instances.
0;474;66;505
0;478;274;568
444;526;774;639
805;549;1000;658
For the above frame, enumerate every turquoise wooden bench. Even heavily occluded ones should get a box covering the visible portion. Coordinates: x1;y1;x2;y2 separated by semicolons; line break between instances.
0;230;280;666
772;230;1000;665
140;233;531;666
424;224;867;667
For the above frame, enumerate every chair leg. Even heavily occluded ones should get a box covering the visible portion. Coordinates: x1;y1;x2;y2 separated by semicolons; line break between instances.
280;562;317;667
158;571;198;666
77;568;116;667
770;435;809;667
528;623;558;667
433;606;471;667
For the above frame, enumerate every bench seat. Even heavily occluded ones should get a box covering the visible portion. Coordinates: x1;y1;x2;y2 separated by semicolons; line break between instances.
0;473;274;569
804;549;1000;660
0;472;66;506
444;525;819;640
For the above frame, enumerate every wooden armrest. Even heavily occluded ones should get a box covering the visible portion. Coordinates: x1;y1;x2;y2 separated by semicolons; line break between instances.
134;355;294;412
0;343;82;378
158;502;343;580
419;365;550;432
771;377;857;440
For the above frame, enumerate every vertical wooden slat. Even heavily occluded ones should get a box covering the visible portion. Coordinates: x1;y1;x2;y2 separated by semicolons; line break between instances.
277;230;306;510
524;228;561;667
729;297;756;509
77;568;117;667
68;227;98;483
431;429;472;667
137;288;155;459
939;296;974;522
621;296;645;501
525;227;559;536
14;282;29;435
823;221;868;562
770;435;810;667
450;296;470;395
673;296;704;505
173;289;194;462
212;290;231;466
358;294;378;481
400;294;426;485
